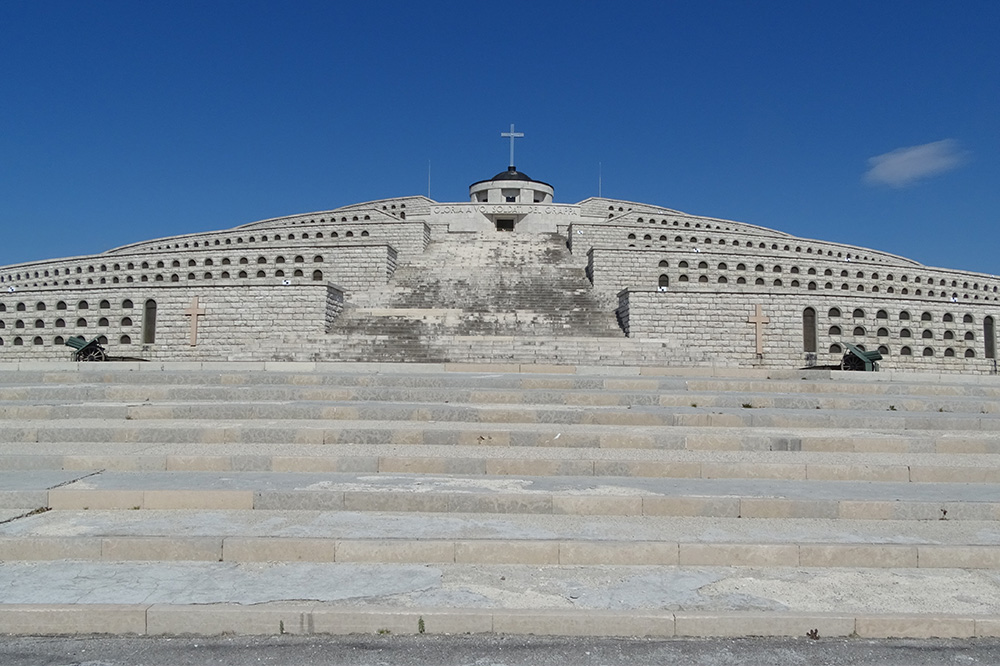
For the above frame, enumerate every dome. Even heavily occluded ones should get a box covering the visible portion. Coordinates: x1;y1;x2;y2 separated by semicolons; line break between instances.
490;167;533;182
469;167;553;191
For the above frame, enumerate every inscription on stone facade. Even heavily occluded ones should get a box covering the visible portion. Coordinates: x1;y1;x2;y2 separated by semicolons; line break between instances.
431;205;578;216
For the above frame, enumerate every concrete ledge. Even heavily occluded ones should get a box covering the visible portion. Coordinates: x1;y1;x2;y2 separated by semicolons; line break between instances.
975;619;1000;637
48;489;144;510
143;490;254;510
0;362;993;379
740;498;839;519
917;545;1000;569
445;363;519;374
488;459;595;477
518;364;576;374
263;362;317;372
1;536;997;568
343;491;448;513
492;610;674;637
0;604;995;637
17;361;82;371
642;496;741;517
800;544;918;568
147;603;316;636
272;456;378;473
380;363;447;374
102;537;222;561
0;536;102;561
674;612;855;638
335;540;455;563
0;604;148;634
455;541;559;565
678;543;798;567
312;608;493;635
222;537;337;562
855;615;976;639
378;456;487;475
552;495;642;516
201;361;267;371
559;541;678;565
578;365;639;376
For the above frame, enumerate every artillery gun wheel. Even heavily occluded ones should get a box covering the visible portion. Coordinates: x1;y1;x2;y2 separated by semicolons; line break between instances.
840;353;865;371
77;346;107;362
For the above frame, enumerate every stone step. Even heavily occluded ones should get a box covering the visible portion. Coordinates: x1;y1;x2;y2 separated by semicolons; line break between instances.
328;234;622;342
0;400;996;433
1;378;997;413
1;419;998;454
5;363;997;395
4;447;1000;482
6;470;997;520
0;575;997;639
0;389;995;421
1;363;1000;638
2;510;999;569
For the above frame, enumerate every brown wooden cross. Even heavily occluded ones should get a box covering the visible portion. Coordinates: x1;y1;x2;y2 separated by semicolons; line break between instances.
747;304;769;355
184;297;206;346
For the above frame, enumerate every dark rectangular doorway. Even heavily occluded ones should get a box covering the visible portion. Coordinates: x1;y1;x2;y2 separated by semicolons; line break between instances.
495;218;514;232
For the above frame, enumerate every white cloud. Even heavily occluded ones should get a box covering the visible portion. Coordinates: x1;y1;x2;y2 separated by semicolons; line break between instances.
863;139;967;187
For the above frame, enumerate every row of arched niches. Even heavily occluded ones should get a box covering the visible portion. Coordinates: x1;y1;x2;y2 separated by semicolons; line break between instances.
651;258;999;302
0;195;420;289
1;253;328;288
800;307;997;359
0;298;157;348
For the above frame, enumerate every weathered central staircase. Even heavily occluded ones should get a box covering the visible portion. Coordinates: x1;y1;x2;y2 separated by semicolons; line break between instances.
320;233;623;362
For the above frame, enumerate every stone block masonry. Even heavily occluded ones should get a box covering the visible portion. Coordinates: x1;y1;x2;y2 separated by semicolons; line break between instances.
621;289;998;373
0;172;995;371
0;284;341;362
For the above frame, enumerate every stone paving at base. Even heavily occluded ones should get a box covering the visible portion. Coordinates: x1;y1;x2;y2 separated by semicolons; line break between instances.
4;510;999;545
0;560;998;618
27;469;1000;504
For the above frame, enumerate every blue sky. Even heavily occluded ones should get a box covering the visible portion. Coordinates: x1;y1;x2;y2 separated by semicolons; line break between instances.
2;1;998;275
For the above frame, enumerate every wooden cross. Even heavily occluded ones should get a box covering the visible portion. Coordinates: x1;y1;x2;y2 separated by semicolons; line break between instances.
747;304;770;356
184;297;206;346
501;123;524;169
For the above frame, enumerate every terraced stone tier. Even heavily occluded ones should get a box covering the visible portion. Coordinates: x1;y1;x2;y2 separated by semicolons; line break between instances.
331;235;622;341
0;362;998;638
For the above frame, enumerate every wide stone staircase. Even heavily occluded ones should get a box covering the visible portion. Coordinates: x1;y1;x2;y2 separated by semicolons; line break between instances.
1;361;1000;637
315;233;625;362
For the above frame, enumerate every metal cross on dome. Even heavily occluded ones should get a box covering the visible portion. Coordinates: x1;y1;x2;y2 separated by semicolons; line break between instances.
501;123;524;169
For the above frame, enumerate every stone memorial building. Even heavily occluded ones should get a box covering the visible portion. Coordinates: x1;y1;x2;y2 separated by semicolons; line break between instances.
1;152;997;372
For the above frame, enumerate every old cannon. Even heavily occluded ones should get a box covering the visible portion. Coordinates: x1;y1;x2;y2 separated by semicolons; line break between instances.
840;342;882;371
64;335;108;361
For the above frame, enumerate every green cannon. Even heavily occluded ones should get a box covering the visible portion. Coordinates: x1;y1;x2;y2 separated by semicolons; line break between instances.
64;335;107;362
840;342;882;371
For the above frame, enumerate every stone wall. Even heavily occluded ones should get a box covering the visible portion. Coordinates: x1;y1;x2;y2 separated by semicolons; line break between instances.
1;244;396;301
2;225;421;295
0;283;342;361
574;225;921;270
620;289;999;373
1;189;995;373
427;204;579;236
587;247;1000;305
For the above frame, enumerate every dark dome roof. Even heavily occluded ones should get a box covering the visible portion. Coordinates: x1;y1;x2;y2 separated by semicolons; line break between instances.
490;167;532;181
470;167;552;190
